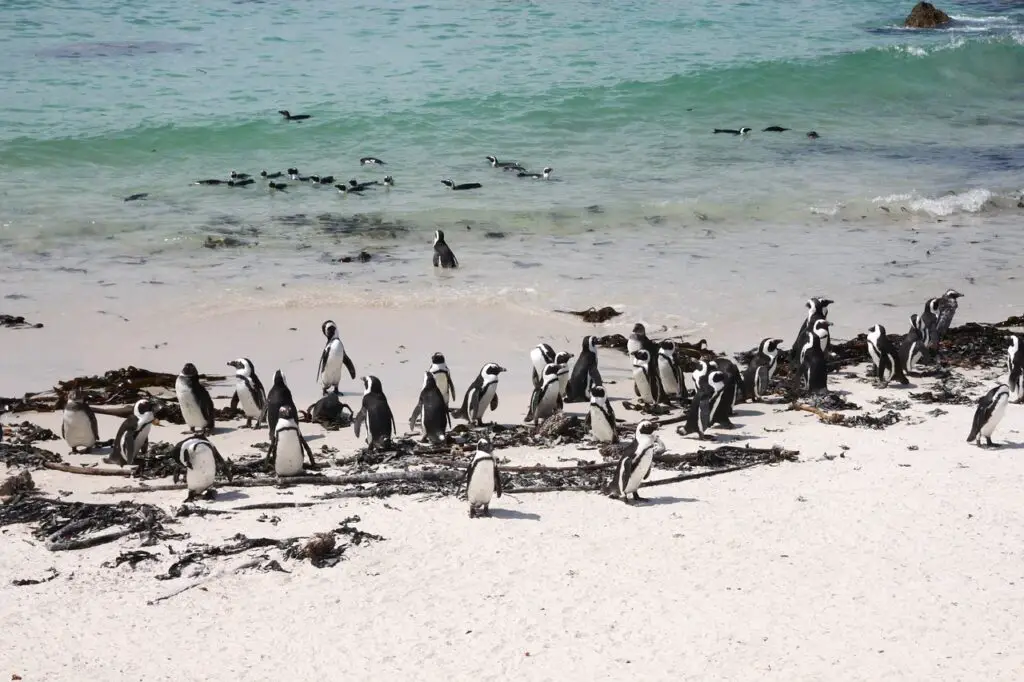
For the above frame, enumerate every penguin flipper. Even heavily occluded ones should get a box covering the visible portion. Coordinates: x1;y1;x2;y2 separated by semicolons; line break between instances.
409;402;422;432
967;403;986;443
87;406;100;440
343;353;357;381
467;389;480;421
301;435;316;466
618;456;634;496
698;399;711;436
317;345;330;384
353;408;366;438
490;392;499;412
494;466;503;498
229;391;239;414
432;251;440;268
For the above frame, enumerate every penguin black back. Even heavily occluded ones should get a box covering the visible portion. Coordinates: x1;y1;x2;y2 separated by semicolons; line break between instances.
433;229;459;268
263;370;297;435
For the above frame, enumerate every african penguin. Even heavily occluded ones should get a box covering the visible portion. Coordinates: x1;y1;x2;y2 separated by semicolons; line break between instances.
614;420;663;504
899;314;925;374
866;324;909;386
261;370;297;437
427;352;458;407
711;357;744;409
453;363;507;425
743;338;783;402
227;357;266;428
525;363;563;425
353;375;397;450
62;388;99;454
631;349;657;403
554;350;575;398
433;230;459;268
173;437;226;501
586;384;617;443
791;297;832;363
1007;334;1024;403
680;363;723;438
175;363;215;435
967;383;1011;447
565;335;603;403
919;297;942;357
466;438;503;518
530;343;556;387
935;289;963;342
801;319;832;393
317;320;357;395
268;405;315;476
410;371;451;444
656;340;684;405
107;399;157;466
627;323;660;398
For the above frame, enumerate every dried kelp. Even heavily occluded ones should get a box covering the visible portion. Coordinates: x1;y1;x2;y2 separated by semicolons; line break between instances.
556;306;622;323
0;442;63;468
0;314;44;329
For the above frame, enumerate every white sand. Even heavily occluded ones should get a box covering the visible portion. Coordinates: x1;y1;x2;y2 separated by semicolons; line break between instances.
3;301;1024;681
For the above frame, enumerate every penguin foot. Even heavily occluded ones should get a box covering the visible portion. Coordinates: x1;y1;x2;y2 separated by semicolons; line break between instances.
103;454;126;467
468;505;477;519
631;492;646;502
482;504;491;517
202;488;217;500
985;437;997;447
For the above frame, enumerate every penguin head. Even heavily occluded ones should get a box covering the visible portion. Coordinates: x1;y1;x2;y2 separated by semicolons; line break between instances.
554;350;574;366
485;155;498;166
1008;335;1020;353
273;370;288;387
658;340;675;356
430;352;446;365
708;371;727;389
287;167;298;175
474;438;493;457
541;363;560;385
383;175;394;186
481;363;506;379
806;131;819;139
310;175;321;183
434;229;445;245
227;357;254;375
926;298;941;314
761;338;783;356
631;349;650;365
322;320;338;340
590;384;607;400
739;127;752;135
583;335;597;353
868;323;887;339
134;399;156;424
441;179;454;188
542;167;552;176
812;319;833;338
910;313;921;330
632;323;647;337
943;289;963;299
636;420;658;436
349;179;359;187
277;404;297;422
66;387;86;407
180;363;199;377
362;375;384;395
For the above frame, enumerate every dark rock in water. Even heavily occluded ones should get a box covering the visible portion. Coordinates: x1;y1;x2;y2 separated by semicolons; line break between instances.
557;306;622;324
0;314;43;329
904;2;950;28
337;251;373;264
123;193;148;202
203;235;252;249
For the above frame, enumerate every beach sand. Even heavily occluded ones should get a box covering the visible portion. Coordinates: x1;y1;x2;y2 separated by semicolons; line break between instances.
2;298;1024;681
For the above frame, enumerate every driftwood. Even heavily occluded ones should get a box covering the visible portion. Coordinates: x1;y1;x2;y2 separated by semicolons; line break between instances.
43;462;132;477
98;469;462;495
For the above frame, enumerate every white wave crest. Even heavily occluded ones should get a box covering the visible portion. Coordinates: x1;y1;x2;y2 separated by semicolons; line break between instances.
873;189;994;216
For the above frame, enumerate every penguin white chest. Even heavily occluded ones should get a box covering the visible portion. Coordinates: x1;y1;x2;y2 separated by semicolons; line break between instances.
624;445;656;495
235;379;261;418
321;341;345;386
432;371;451;406
657;358;679;396
557;369;570;397
63;409;96;448
133;422;152;454
274;430;305;477
633;365;654;402
868;341;881;368
467;459;496;505
982;397;1008;437
176;376;206;429
534;384;560;420
475;382;498;419
589;405;615;442
186;445;217;492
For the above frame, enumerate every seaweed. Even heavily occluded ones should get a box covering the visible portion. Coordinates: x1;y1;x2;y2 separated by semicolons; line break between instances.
0;442;63;469
556;306;622;323
0;314;44;329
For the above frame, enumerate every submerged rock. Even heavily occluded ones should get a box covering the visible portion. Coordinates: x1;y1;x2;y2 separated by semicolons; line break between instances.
904;2;950;28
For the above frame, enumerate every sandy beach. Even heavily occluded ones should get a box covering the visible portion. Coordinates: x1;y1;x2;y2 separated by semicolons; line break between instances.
3;293;1024;682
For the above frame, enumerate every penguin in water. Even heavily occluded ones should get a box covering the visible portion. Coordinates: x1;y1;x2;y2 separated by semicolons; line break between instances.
530;343;557;387
466;438;502;518
743;338;783;402
453;363;507;425
935;289;964;342
353;375;397;450
62;388;99;454
801;319;833;393
227;357;266;428
899;314;925;375
176;363;215;435
657;340;684;405
554;350;575;398
565;336;603;403
1006;334;1024;403
918;297;942;358
791;297;832;363
630;349;657;404
525;363;563;425
172;436;230;502
967;384;1011;447
586;384;617;443
267;405;315;476
433;230;459;268
409;371;451;444
866;324;909;386
427;352;457;407
317;320;357;395
613;421;664;504
107;399;157;466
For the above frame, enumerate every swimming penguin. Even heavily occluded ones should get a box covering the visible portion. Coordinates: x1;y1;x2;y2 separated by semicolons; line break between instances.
261;170;284;179
230;170;251;181
317;319;357;395
194;179;225;185
61;388;99;454
554;350;574;397
866;324;909;386
287;168;300;179
743;338;783;402
175;363;215;435
410;371;451;444
614;421;663;504
261;370;298;436
485;155;525;171
268;182;288;191
899;314;925;374
713;127;752;136
227;357;266;428
383;175;395;188
967;383;1011;447
353;375;397;450
268;405;315;476
173;437;227;501
564;335;603;403
919;297;942;357
441;179;482;191
123;193;148;202
791;297;832;363
227;178;254;187
279;109;311;121
631;350;657;404
1006;334;1024;403
427;352;458;407
801;319;833;393
360;157;386;166
107;399;157;466
525;363;563;425
586;384;617;443
517;167;552;179
763;126;790;132
466;438;502;518
530;343;557;387
935;289;964;342
453;363;507;425
433;230;459;268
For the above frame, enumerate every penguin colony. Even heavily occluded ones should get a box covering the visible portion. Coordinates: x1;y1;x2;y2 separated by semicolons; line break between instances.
54;287;1013;513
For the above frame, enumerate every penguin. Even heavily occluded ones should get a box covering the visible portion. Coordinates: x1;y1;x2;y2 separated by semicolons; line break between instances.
656;340;684;405
227;357;266;428
801;319;833;393
278;110;311;121
194;178;225;185
261;370;297;436
791;297;833;363
173;437;223;501
308;389;354;427
554;350;575;398
61;388;99;454
967;384;1011;447
267;405;315;476
123;193;148;202
935;289;964;342
485;155;524;171
317;319;357;395
680;365;723;439
525;363;563;425
360;157;386;166
867;324;909;386
383;175;395;188
409;371;451;444
743;338;783;402
627;323;660;398
107;399;157;466
564;335;603;403
441;179;482;191
899;314;925;374
586;384;617;443
230;170;251;181
614;421;663;504
1006;334;1024;403
763;126;790;132
433;230;459;268
806;131;820;139
227;178;254;187
453;363;507;425
919;297;942;357
517;167;552;179
630;349;657;403
713;127;752;135
428;352;457;407
175;363;215;435
711;357;744;409
530;343;556;387
466;438;502;518
268;182;288;192
261;170;284;179
353;375;397;450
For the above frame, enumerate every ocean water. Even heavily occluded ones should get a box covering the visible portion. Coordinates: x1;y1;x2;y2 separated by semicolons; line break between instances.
1;0;1023;332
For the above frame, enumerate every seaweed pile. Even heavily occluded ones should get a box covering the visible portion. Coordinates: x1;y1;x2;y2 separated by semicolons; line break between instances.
0;314;44;330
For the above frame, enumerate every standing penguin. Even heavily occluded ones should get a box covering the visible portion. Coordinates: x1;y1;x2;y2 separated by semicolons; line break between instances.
525;363;563;425
453;363;507;425
409;371;451;443
866;324;909;386
680;363;725;438
967;383;1011;447
466;438;502;518
935;289;963;342
227;357;266;428
791;297;833;362
175;363;216;435
627;323;660;398
565;336;603;403
1006;334;1024;403
107;399;157;466
586;384;617;443
554;350;575;398
317;320;357;395
631;349;657;403
262;370;297;436
62;388;99;454
711;357;744;409
529;343;556;387
173;437;227;502
801;319;832;393
918;297;942;358
353;375;397;450
267;405;315;476
614;421;664;504
427;352;457;407
900;314;925;375
656;340;684;405
743;338;783;402
433;229;459;268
